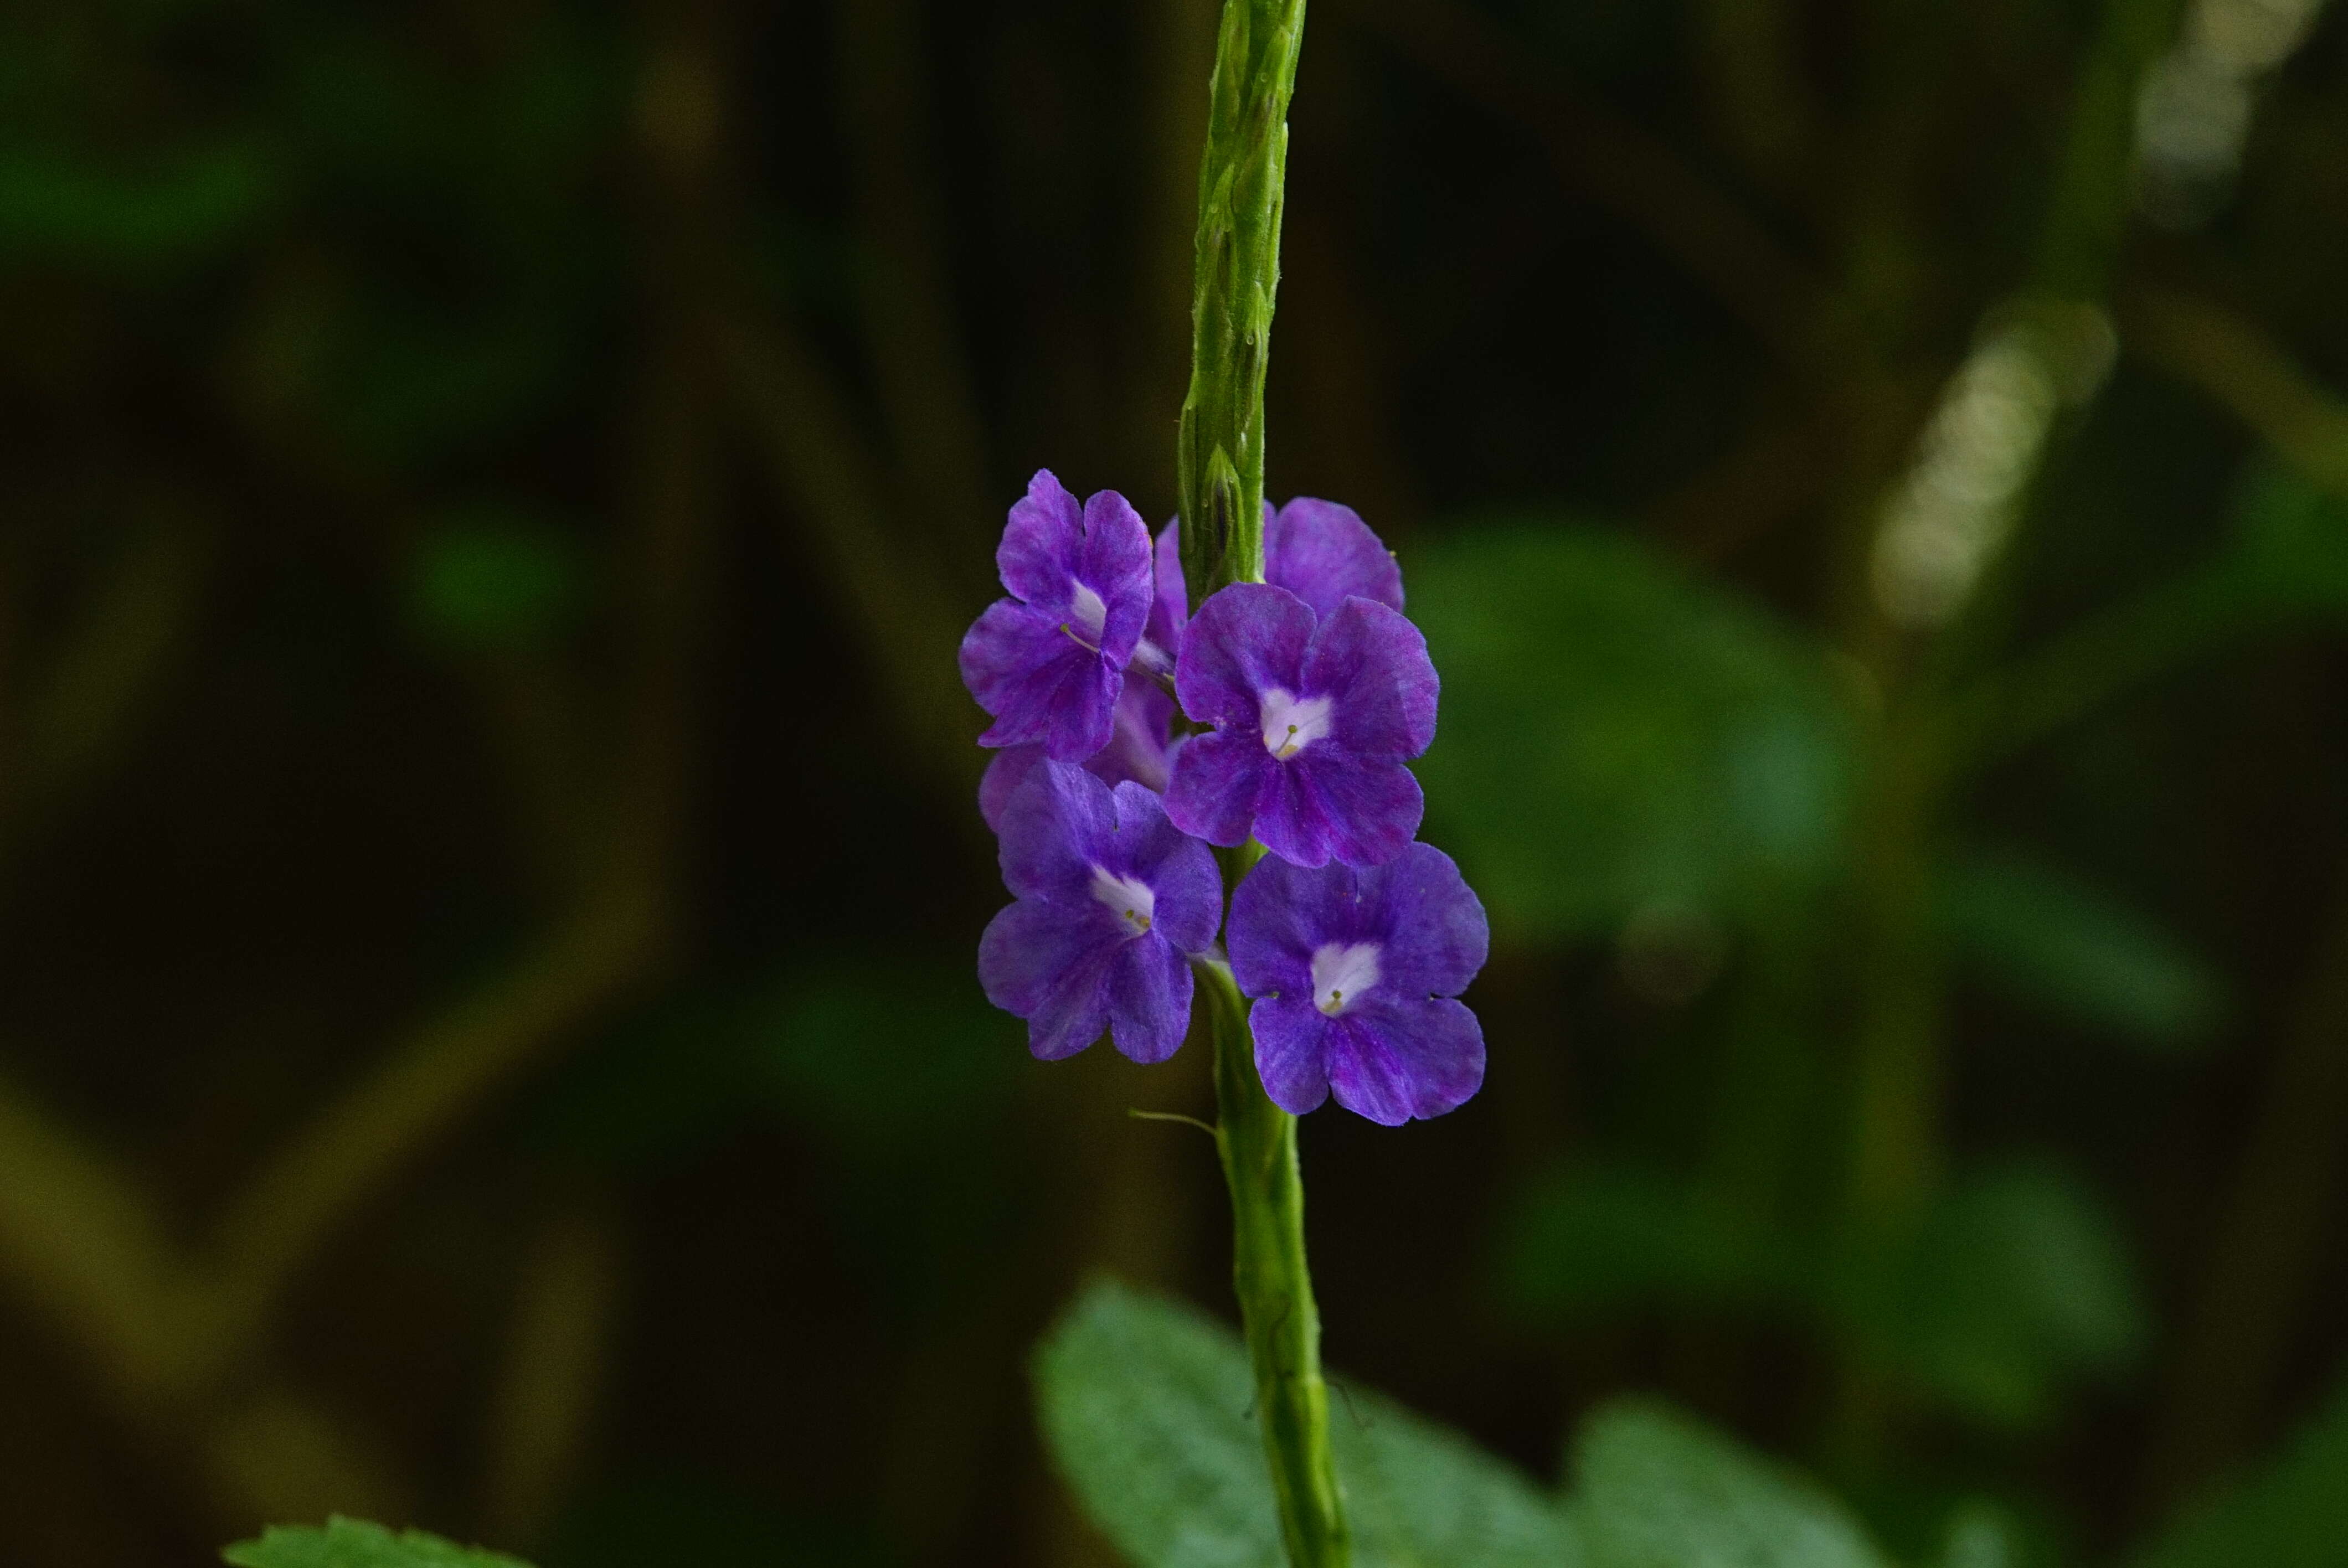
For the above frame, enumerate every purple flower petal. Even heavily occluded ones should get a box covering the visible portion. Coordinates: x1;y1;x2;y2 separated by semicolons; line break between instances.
1258;752;1423;869
1150;520;1188;648
1080;489;1153;662
1175;583;1314;728
1304;598;1438;759
1321;999;1485;1125
1024;946;1119;1060
1226;845;1490;1123
980;899;1114;1058
979;745;1047;834
1108;781;1224;954
1106;937;1194;1064
1225;861;1321;1001
996;760;1122;902
977;763;1222;1067
979;677;1173;833
1250;996;1335;1114
960;601;1122;759
1164;728;1277;848
1364;843;1490;998
1094;674;1175;793
966;472;1154;757
1267;497;1404;618
997;470;1087;611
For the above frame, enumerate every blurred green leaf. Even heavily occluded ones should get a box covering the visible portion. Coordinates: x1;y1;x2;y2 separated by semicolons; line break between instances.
282;24;616;206
1941;845;2225;1049
1410;525;1852;942
1854;1163;2146;1431
1936;1500;2034;1568
1035;1280;1583;1568
2133;1371;2348;1568
523;990;762;1171
2223;460;2348;614
748;962;1023;1162
1572;1400;1892;1568
222;1518;528;1568
528;962;1020;1173
405;508;587;653
1497;1160;1797;1323
0;139;275;274
327;303;578;467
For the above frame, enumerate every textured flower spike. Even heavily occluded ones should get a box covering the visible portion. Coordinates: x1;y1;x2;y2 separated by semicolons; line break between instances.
960;471;1154;761
1227;843;1489;1125
979;761;1221;1063
1166;584;1438;867
1150;496;1403;645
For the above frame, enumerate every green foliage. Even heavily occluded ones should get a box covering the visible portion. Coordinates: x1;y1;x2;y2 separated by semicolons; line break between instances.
1498;1157;2144;1433
405;509;588;653
530;961;1021;1173
1851;1163;2147;1431
0;140;276;275
1034;1280;1582;1568
221;1518;527;1568
1034;1282;1946;1568
1940;845;2225;1049
1409;525;1851;943
750;963;1023;1161
2223;461;2348;615
1496;1160;1793;1322
2132;1371;2348;1568
1572;1400;1892;1568
543;1475;890;1568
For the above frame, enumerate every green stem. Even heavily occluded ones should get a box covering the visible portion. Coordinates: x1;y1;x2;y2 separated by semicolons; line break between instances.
1175;6;1343;1563
1199;945;1348;1568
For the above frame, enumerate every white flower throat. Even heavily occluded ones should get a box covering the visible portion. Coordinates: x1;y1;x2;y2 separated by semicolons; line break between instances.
1090;867;1156;937
1258;687;1333;760
1310;942;1382;1016
1068;582;1109;641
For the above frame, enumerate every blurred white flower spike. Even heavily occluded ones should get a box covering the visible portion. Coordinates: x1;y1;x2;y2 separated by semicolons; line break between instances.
2135;0;2330;227
1870;299;2117;630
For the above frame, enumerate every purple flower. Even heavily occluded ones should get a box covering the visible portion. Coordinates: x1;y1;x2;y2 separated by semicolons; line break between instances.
1227;843;1489;1125
977;674;1178;833
1165;583;1438;868
979;761;1222;1064
1150;498;1403;638
960;471;1153;761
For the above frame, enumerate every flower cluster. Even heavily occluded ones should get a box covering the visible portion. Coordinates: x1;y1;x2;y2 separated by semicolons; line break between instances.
960;471;1489;1125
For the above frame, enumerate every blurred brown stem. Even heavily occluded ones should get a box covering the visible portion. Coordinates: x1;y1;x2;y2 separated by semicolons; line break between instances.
0;26;722;1530
2125;282;2348;492
1334;0;1866;393
2146;888;2348;1506
720;296;983;800
481;1199;629;1549
836;0;995;577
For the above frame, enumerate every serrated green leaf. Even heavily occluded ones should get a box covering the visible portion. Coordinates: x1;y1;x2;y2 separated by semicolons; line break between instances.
2132;1372;2348;1568
1034;1280;1581;1568
222;1517;529;1568
1941;846;2224;1049
1573;1400;1892;1568
1409;524;1852;943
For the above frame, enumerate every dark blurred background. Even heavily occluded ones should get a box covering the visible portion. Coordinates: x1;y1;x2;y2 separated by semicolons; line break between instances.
7;0;2348;1562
